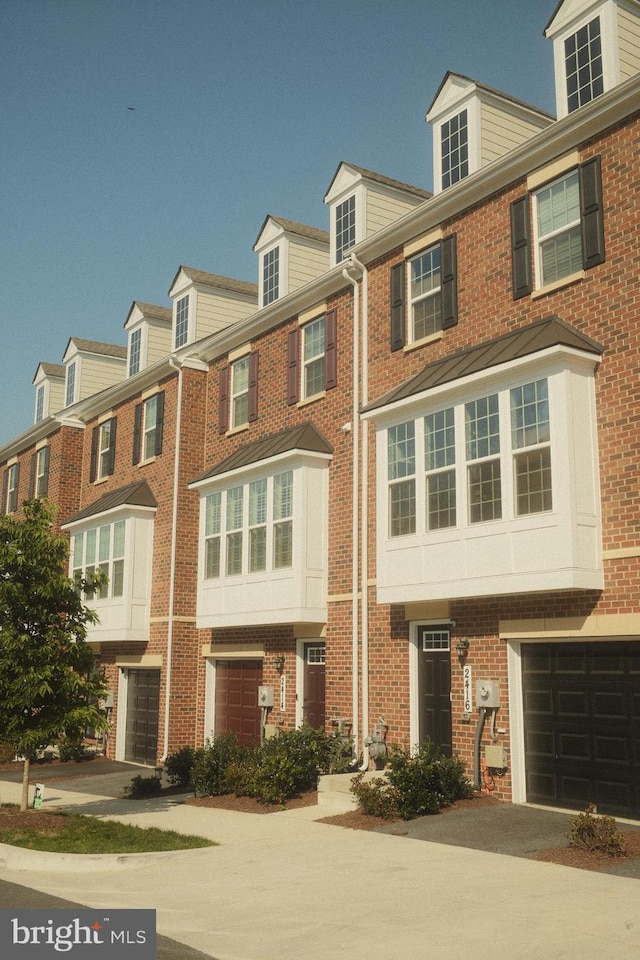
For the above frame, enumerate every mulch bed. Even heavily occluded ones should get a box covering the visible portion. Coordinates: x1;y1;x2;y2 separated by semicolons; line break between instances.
186;791;319;814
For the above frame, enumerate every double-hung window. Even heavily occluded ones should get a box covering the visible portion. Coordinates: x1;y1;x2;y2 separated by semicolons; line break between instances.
90;418;117;482
301;316;325;400
511;379;552;515
65;362;76;407
133;393;164;464
72;519;125;600
409;245;442;342
565;16;603;114
335;196;356;263
29;447;50;498
388;422;416;537
175;295;189;348
231;356;250;429
219;353;259;432
287;312;337;405
534;170;582;287
425;408;455;529
35;385;45;423
465;394;501;523
203;470;294;580
3;463;19;513
262;247;279;306
441;110;468;189
128;328;142;376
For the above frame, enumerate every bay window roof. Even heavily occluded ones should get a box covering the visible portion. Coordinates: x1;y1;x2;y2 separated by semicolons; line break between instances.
63;479;157;526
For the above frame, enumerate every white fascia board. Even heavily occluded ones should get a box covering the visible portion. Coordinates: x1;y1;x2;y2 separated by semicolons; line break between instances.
61;503;156;532
189;449;332;492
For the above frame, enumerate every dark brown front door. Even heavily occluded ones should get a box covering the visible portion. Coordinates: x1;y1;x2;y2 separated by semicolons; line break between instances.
124;669;160;765
418;627;452;756
215;660;263;748
522;641;640;817
303;642;326;729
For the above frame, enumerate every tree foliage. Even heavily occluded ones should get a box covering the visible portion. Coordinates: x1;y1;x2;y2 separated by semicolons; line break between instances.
0;500;109;806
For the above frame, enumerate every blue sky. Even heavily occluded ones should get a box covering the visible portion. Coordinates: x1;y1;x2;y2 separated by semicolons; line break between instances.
0;0;557;447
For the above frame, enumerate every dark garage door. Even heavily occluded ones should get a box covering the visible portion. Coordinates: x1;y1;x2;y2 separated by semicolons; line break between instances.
215;660;263;748
124;669;160;765
522;641;640;818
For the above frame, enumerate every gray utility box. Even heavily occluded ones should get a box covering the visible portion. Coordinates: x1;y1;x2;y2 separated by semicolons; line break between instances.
258;685;274;707
475;679;501;708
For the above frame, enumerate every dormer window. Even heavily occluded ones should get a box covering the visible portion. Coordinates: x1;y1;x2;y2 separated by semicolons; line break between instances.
335;196;356;263
262;247;279;305
35;384;45;423
565;16;604;112
175;295;190;348
128;328;142;376
441;110;469;189
65;362;76;407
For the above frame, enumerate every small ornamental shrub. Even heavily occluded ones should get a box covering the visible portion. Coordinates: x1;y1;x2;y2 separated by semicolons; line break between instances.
57;736;89;763
192;733;244;797
567;804;627;857
224;754;259;797
165;746;199;787
350;773;401;819
0;741;15;764
124;775;162;799
250;726;322;804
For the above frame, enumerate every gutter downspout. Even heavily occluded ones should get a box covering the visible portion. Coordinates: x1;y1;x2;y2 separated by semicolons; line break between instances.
342;260;361;763
161;355;184;762
348;252;370;772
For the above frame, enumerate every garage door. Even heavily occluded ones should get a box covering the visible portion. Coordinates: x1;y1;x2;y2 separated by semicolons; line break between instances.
124;669;160;765
214;660;263;748
522;641;640;818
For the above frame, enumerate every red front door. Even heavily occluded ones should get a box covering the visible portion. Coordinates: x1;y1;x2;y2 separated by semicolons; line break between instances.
215;660;263;748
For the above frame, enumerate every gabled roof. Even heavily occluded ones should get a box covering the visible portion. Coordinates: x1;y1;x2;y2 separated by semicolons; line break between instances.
63;480;157;526
191;422;333;485
33;362;65;383
426;71;555;121
64;337;128;361
324;162;432;203
124;301;172;327
253;215;330;250
168;265;258;299
363;316;603;414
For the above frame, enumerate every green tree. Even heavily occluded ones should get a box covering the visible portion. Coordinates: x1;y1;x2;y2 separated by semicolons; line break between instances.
0;499;109;810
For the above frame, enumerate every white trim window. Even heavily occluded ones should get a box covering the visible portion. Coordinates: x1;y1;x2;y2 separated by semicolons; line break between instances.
441;109;468;189
35;384;45;423
465;393;502;523
128;328;142;377
335;195;356;263
262;247;279;306
98;420;115;480
511;379;552;516
231;355;250;429
564;16;603;114
534;170;582;287
204;470;294;580
73;519;126;600
425;407;456;530
301;316;325;400
388;421;416;537
175;294;190;348
5;463;19;513
65;362;76;407
142;395;160;462
409;244;442;342
34;447;49;498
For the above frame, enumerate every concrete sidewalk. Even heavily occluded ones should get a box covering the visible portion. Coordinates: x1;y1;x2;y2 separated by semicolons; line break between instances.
0;774;639;960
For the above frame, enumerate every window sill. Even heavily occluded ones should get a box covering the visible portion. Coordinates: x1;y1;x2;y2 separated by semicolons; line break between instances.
137;456;157;468
403;330;444;353
297;391;326;408
531;270;585;299
226;423;250;437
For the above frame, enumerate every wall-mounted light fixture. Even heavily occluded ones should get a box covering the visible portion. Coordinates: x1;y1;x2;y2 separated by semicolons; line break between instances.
273;655;285;672
455;638;470;662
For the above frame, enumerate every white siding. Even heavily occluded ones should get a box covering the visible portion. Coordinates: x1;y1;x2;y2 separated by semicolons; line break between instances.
146;321;172;367
481;104;550;166
618;6;640;80
366;189;422;236
194;291;257;340
78;356;127;400
288;241;330;292
48;379;66;416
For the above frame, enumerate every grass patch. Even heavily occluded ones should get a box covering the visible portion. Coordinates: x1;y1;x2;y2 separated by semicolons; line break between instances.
0;812;216;854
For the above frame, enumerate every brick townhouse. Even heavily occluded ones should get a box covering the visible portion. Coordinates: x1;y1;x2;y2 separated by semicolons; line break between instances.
2;0;639;817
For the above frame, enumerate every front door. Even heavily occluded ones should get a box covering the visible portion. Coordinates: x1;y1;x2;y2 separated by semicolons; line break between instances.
303;642;326;729
417;626;452;756
124;669;160;765
214;659;263;748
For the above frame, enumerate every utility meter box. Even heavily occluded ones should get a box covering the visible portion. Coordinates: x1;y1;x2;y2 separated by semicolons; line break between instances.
485;744;508;769
258;685;274;708
475;679;501;708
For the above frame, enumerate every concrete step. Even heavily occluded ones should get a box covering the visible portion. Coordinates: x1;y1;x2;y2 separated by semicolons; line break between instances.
317;770;384;813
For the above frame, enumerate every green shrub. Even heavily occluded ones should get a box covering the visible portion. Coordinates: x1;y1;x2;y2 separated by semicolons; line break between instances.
165;746;199;787
567;804;627;857
57;736;88;763
0;741;16;764
224;754;259;797
250;727;322;804
192;733;244;797
350;773;401;819
124;775;162;799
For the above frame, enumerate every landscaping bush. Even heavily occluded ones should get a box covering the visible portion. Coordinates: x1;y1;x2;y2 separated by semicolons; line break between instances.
165;746;200;787
191;733;244;797
250;726;324;804
57;735;88;763
350;741;474;820
567;803;627;857
124;775;162;799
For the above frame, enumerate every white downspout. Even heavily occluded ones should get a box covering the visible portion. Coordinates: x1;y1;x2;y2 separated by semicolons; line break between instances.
348;252;370;771
161;355;184;762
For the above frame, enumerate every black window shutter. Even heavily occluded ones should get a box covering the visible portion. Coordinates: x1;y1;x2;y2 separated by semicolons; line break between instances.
1;470;6;513
219;366;229;434
248;352;259;422
441;234;458;329
29;453;36;498
324;309;337;390
40;446;49;497
510;195;532;299
580;155;605;270
287;328;299;406
89;426;99;483
154;391;165;456
107;417;117;476
132;403;142;465
390;262;405;352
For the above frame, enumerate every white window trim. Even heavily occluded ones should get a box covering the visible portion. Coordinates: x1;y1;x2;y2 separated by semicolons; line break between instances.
432;99;481;194
261;244;286;308
408;243;443;344
550;2;619;119
174;293;191;349
65;360;78;407
532;168;583;291
300;314;326;401
328;184;366;266
128;326;145;377
230;355;250;430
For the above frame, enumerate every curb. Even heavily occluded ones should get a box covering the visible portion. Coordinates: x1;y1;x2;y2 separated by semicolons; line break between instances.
0;842;215;873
